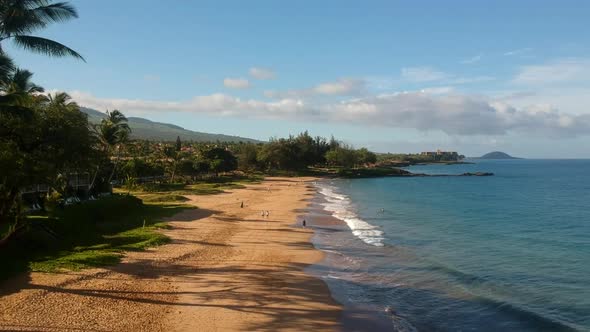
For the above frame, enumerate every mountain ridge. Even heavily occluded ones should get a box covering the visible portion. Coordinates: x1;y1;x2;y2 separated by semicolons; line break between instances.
80;107;261;143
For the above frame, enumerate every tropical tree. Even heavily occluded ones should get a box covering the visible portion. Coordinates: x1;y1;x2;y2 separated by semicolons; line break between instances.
0;90;93;244
235;143;259;171
2;68;43;94
96;110;131;149
325;145;359;168
0;53;15;85
89;110;131;190
175;136;181;152
163;145;183;182
203;147;237;176
258;137;303;170
0;0;87;244
0;0;84;60
356;147;377;165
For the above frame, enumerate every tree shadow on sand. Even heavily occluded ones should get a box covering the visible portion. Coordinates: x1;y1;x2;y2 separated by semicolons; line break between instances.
15;259;343;331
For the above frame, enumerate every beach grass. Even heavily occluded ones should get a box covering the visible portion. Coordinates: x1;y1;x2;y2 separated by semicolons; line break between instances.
119;173;262;198
0;174;262;281
0;195;192;280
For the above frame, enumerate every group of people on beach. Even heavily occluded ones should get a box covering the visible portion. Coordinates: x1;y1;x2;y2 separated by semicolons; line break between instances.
261;210;270;217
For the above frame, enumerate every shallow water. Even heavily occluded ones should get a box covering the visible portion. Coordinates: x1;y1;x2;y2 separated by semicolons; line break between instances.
310;159;590;331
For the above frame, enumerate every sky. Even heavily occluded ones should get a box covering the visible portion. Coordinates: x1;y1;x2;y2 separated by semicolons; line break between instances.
7;0;590;157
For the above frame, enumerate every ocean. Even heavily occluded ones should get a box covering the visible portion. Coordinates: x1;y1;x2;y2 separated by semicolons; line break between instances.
308;159;590;332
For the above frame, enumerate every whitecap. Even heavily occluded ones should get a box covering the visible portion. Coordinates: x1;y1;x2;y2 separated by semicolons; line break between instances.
316;182;385;247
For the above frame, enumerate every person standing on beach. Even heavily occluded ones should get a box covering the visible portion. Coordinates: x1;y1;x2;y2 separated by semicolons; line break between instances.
302;219;306;228
240;201;244;208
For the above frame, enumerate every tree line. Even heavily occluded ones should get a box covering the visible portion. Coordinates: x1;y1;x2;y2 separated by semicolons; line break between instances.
0;0;378;244
117;132;377;184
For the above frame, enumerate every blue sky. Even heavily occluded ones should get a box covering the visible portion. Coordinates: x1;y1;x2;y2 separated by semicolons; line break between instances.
7;0;590;157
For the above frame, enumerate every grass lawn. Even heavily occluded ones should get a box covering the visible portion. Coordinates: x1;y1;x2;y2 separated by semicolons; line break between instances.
0;174;260;281
0;195;191;280
118;173;262;199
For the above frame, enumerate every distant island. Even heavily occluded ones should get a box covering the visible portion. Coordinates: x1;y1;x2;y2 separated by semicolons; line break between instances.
475;151;520;159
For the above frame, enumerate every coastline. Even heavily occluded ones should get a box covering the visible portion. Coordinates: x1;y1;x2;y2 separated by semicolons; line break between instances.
0;177;342;331
164;176;342;331
306;180;397;331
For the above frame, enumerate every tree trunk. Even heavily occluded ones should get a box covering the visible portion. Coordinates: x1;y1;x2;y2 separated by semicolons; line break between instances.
88;165;100;192
107;145;122;184
171;164;177;183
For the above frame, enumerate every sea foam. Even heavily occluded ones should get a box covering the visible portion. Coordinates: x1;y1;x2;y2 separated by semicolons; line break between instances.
316;182;385;247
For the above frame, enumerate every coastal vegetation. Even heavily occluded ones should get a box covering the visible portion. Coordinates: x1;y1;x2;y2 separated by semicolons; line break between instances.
0;195;190;280
376;151;467;166
0;0;387;280
0;0;478;282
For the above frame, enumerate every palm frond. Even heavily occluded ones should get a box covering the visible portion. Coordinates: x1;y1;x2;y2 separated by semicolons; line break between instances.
11;35;85;61
0;1;77;35
30;2;78;23
0;53;15;85
11;68;44;93
0;1;47;35
47;91;78;110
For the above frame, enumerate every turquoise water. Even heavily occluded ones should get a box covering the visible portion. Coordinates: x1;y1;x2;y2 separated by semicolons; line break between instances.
313;160;590;331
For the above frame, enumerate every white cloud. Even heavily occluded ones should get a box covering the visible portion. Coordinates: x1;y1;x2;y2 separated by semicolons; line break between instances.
265;78;365;99
512;58;590;85
401;67;449;82
223;78;250;89
314;78;364;95
419;86;455;94
249;67;276;80
69;89;590;138
461;54;482;64
365;76;396;90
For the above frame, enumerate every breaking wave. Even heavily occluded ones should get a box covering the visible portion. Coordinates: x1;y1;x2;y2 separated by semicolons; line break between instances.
316;182;385;247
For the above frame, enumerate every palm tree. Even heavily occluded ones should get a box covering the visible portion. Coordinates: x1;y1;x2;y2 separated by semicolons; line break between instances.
96;110;131;149
0;53;14;85
3;68;44;94
45;91;78;111
0;54;17;107
0;64;44;108
0;0;84;60
88;110;132;191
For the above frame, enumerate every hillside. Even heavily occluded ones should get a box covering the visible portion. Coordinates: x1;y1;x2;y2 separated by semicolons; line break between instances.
478;151;520;159
80;107;260;143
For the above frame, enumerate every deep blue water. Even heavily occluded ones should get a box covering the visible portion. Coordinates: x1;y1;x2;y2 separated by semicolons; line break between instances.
312;159;590;331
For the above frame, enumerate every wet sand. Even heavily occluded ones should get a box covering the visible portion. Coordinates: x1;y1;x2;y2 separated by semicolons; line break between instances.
305;192;397;331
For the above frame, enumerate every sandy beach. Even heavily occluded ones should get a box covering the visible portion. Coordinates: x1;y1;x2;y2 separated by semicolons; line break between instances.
0;177;341;331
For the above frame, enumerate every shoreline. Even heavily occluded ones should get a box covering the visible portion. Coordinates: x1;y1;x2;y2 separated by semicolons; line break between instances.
0;177;342;331
306;181;397;331
164;176;342;331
